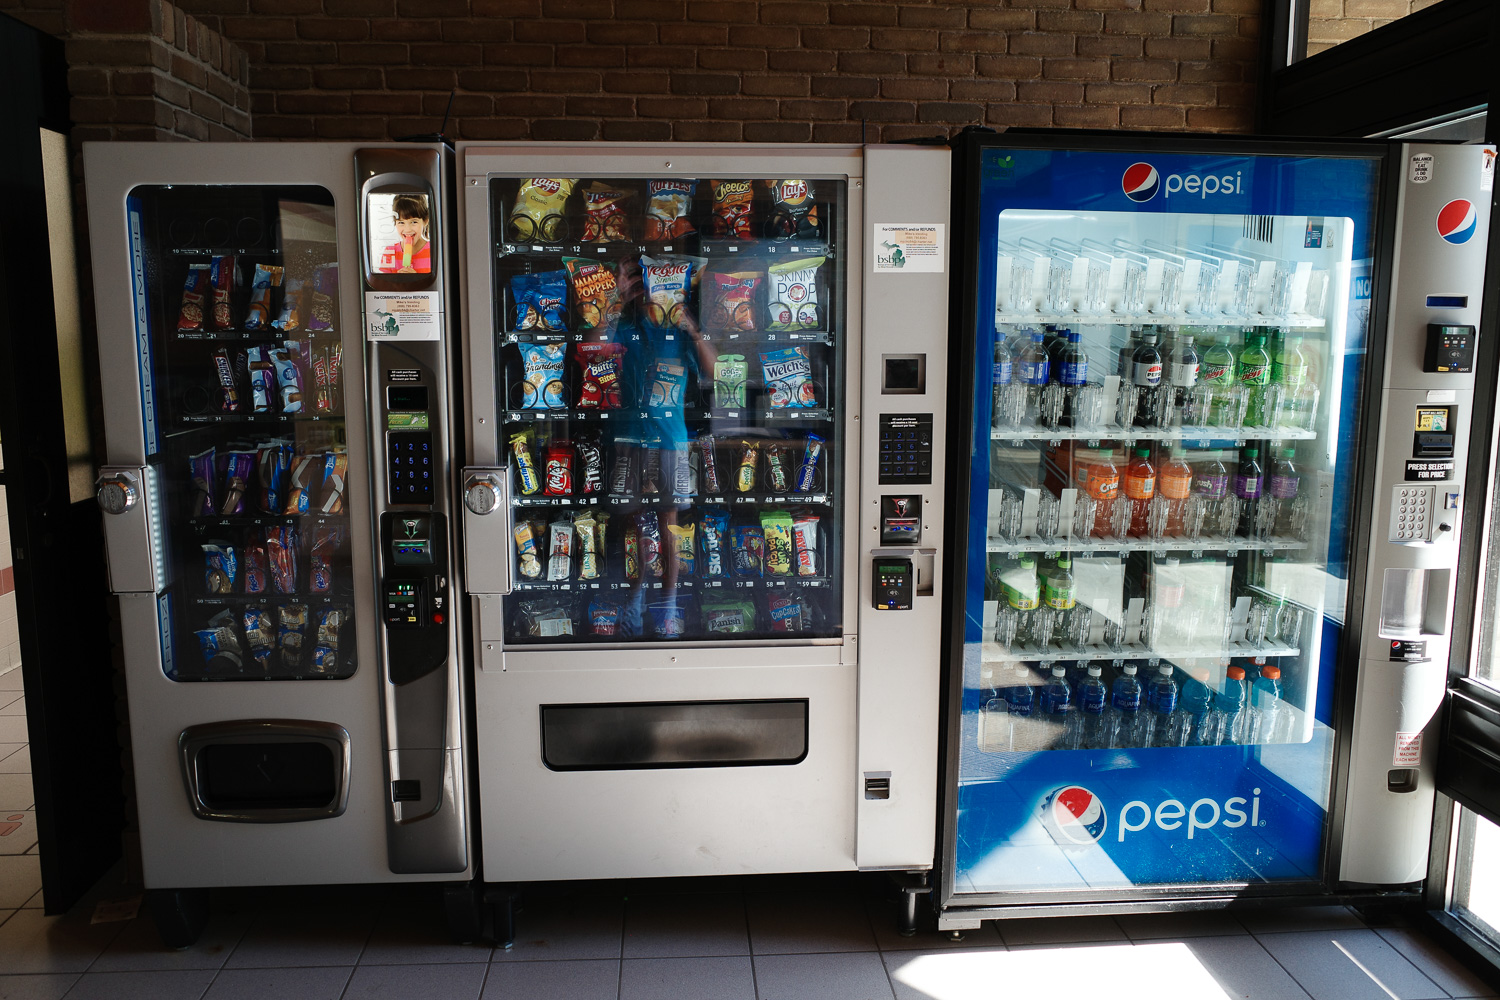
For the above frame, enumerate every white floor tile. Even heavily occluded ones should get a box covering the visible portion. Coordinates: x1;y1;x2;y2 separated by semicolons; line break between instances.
620;956;755;1000
201;965;352;1000
0;775;33;812
1257;928;1447;1000
0;909;123;975
754;951;896;1000
0;814;37;857
359;905;493;966
90;910;251;973
623;892;749;959
0;973;77;999
490;892;623;963
1181;935;1313;1000
0;749;31;775
0;859;40;911
745;892;877;955
57;969;214;999
341;962;487;1000
482;959;619;1000
222;907;375;969
885;942;1233;1000
1374;927;1498;998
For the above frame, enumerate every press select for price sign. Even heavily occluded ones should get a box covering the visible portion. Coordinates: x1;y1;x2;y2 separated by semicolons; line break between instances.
1406;405;1455;482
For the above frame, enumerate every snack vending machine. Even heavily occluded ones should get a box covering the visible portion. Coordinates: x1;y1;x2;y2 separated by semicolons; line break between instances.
937;134;1492;926
84;143;477;944
456;143;948;887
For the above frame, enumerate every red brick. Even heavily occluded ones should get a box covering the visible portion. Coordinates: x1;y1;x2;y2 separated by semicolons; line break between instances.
482;43;554;65
1186;105;1253;131
1173;13;1239;34
730;24;804;47
884;123;947;141
901;6;966;28
296;17;371;40
1054;103;1120;127
811;75;879;98
1146;0;1210;8
881;78;947;100
759;1;828;23
565;94;635;115
71;0;154;33
256;114;317;137
839;50;905;73
614;0;686;19
949;79;1017;101
278;92;351;114
559;45;626;66
659;22;727;43
1144;36;1212;58
457;117;529;139
220;16;296;39
171;55;208;90
688;1;759;22
1043;58;1110;80
1179;60;1242;82
871;27;938;50
372;19;443;41
768;49;836;71
528;69;602;91
626;45;698;68
779;97;847;119
175;112;211;140
447;19;515;40
1078;35;1145;57
603;119;672;140
674;120;743;140
743;121;810;141
812;122;863;142
1153;82;1216;105
1086;81;1155;104
604;70;670;92
1018;81;1086;103
830;4;897;25
345;92;421;114
939;32;1009;53
385;68;459;88
1212;0;1261;11
847;99;915;121
410;42;482;65
918;101;982;123
541;0;612;15
987;102;1052;126
1009;32;1076;56
310;115;383;137
969;9;1035;29
427;93;494;115
800;25;869;48
1210;35;1257;59
313;67;383;88
1122;105;1187;128
1077;0;1147;7
67;68;110;96
332;42;405;63
637;96;709;117
397;0;468;12
531;118;603;139
976;54;1042;79
472;0;541;12
1113;58;1177;81
111;70;156;97
708;97;777;117
262;41;338;64
517;20;584;42
1039;10;1105;31
698;48;768;70
742;75;810;96
671;72;741;94
1104;11;1173;33
588;21;658;43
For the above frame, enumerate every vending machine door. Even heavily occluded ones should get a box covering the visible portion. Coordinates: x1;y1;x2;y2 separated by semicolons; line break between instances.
939;134;1387;918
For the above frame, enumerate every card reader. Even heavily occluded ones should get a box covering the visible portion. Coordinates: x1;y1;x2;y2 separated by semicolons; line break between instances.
873;558;914;611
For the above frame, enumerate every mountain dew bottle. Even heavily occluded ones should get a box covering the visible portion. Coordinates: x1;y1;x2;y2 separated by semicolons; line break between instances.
1202;335;1237;424
1239;331;1272;426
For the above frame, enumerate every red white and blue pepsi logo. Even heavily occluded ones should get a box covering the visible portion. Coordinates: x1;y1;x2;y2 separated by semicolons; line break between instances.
1039;785;1108;845
1437;199;1478;245
1122;162;1160;203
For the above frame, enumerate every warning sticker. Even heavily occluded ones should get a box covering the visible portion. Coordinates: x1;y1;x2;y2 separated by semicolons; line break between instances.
1394;731;1423;767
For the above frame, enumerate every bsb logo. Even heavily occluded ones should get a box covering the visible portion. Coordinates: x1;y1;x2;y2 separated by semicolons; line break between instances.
1039;785;1266;846
1122;161;1245;202
1437;199;1478;245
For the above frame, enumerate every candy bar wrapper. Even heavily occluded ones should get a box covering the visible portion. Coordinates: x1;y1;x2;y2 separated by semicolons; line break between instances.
319;451;349;515
668;522;696;577
272;341;306;413
703;597;757;633
796;434;824;493
708;274;762;334
513;519;543;579
766;256;825;332
544;442;574;497
766;179;820;239
735;439;758;493
308;264;338;333
768;593;809;632
582;181;634;243
243;545;268;595
574;342;624;409
575;512;602;581
670;443;696;498
793;514;820;577
519;597;577;638
309;524;344;594
698;434;722;495
313;342;342;414
518;342;567;409
189;447;216;515
257;441;291;513
202;542;237;594
547;518;574;582
509;429;540;496
588;598;622;636
209;256;237;330
648;598;690;638
647;357;687;409
266;526;299;594
699;509;729;579
760;345;815;408
641;438;662;495
177;264;210;331
764;443;789;494
312;607;344;673
278;603;309;665
624;521;640;582
283;453;322;515
710;179;754;239
219;450;255;514
732;525;764;578
273;276;306;332
643;179;697;242
576;433;604;495
637;510;664;578
245;263;284;331
715;354;748;408
564;257;623;336
642;255;693;334
195;609;243;672
242;607;274;669
609;438;638;497
213;347;242;413
760;510;795;577
511;178;577;243
246;346;275;413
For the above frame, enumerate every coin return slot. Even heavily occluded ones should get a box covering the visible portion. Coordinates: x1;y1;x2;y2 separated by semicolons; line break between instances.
391;779;422;802
864;772;891;800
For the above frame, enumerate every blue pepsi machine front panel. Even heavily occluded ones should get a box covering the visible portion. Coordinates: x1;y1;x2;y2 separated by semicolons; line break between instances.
956;145;1381;893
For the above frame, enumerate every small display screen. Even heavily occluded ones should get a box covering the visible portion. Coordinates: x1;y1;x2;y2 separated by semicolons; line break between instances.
387;385;429;412
1426;296;1469;309
368;190;432;274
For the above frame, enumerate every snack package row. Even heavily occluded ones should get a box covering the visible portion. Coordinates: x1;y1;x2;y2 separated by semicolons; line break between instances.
509;254;826;338
514;588;822;640
513;341;819;411
194;603;346;675
508;430;825;498
189;444;349;517
200;523;346;597
508;178;821;244
209;339;342;416
178;259;338;334
513;506;823;584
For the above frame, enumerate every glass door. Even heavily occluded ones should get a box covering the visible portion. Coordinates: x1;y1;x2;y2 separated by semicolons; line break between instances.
127;186;356;680
486;176;847;644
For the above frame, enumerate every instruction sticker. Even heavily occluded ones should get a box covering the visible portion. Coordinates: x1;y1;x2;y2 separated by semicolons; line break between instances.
1484;148;1495;192
1394;731;1423;767
366;291;440;341
1405;459;1455;482
873;224;945;273
1410;153;1434;184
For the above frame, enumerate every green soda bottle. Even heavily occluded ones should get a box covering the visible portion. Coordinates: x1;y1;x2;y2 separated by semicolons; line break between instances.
1202;335;1237;424
1238;331;1272;426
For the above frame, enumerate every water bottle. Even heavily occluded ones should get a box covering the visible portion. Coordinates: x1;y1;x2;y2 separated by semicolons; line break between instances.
991;328;1015;430
1269;447;1299;535
1109;663;1146;748
1039;663;1073;747
1249;664;1286;744
1179;667;1214;746
1004;664;1036;749
979;669;1010;752
1146;664;1186;747
1058;329;1089;427
1209;665;1248;745
1018;329;1050;423
1075;662;1109;750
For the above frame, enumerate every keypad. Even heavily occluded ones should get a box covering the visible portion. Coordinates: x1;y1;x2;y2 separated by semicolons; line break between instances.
1390;485;1433;541
879;413;934;485
388;431;435;504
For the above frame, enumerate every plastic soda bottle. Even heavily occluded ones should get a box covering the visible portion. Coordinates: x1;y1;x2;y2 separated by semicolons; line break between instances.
1109;663;1146;749
1170;333;1200;415
1075;663;1110;750
1202;335;1238;424
1079;450;1120;538
1269;447;1299;535
1238;331;1272;426
1132;330;1165;427
1059;329;1089;427
1234;446;1263;537
1211;665;1248;745
1250;664;1286;744
1123;445;1156;537
1018;329;1050;419
1159;446;1194;535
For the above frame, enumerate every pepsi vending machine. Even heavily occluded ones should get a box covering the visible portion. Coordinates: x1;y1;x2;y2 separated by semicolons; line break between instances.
937;134;1493;925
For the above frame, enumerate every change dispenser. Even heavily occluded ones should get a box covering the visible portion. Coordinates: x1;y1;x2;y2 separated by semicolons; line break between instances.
1340;143;1493;886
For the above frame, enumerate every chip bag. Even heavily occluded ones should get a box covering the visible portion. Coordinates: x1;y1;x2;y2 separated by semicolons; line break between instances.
582;181;633;242
642;255;693;333
707;271;761;334
766;256;825;332
518;342;567;409
765;179;819;239
511;270;569;332
574;342;624;409
564;257;623;335
643;179;697;242
510;178;577;243
760;345;815;408
709;179;754;238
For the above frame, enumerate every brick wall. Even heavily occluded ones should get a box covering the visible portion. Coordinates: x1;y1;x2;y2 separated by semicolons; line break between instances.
143;0;1263;142
1306;0;1444;57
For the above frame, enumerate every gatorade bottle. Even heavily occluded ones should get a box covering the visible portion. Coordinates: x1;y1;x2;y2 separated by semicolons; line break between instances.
1110;663;1147;749
1249;665;1286;744
1159;446;1195;536
1179;666;1214;747
1211;665;1248;745
1123;445;1156;537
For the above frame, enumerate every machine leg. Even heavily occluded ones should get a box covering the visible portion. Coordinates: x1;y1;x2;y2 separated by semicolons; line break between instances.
899;890;920;937
147;888;210;950
442;880;484;944
889;870;932;937
486;885;517;950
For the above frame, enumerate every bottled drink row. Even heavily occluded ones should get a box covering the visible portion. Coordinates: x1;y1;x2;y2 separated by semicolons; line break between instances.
987;552;1307;656
978;657;1299;753
994;442;1310;542
991;324;1320;433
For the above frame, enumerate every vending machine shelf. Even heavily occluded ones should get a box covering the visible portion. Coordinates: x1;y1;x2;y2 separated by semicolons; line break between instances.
985;535;1308;555
994;311;1327;329
980;639;1302;664
991;425;1318;444
513;492;833;507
